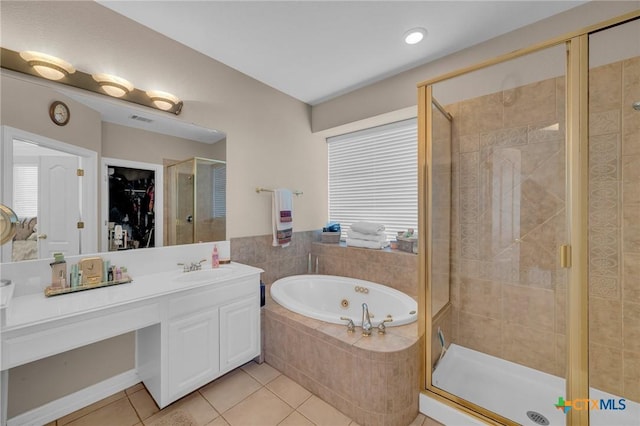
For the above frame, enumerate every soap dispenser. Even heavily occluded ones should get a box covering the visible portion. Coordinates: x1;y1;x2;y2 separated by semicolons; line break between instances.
212;245;220;268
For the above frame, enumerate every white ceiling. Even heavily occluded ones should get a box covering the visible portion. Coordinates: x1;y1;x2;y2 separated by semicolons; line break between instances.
99;0;586;105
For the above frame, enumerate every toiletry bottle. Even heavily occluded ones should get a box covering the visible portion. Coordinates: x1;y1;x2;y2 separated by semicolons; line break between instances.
212;245;220;268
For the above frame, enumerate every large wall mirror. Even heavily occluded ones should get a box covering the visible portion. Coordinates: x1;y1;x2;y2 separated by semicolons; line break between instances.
0;71;226;262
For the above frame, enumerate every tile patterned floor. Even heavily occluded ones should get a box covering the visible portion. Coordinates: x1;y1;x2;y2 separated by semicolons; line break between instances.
45;362;444;426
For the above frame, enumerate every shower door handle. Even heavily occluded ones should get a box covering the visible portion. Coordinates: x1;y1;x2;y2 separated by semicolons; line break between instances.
186;215;193;223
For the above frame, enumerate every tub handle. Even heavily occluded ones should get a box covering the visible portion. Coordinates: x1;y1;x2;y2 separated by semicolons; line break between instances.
377;318;393;334
340;316;356;333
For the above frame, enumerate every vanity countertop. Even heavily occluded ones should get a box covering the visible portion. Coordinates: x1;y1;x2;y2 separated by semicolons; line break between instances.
2;262;262;332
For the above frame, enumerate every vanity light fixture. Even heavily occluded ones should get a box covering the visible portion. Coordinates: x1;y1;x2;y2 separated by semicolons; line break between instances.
92;73;134;98
19;51;75;80
146;90;181;111
404;28;427;45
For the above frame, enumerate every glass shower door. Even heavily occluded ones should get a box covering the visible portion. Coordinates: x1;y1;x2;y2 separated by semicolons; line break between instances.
425;43;569;425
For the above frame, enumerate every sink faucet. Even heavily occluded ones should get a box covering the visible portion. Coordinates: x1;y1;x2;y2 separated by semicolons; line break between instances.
178;259;207;272
361;303;372;336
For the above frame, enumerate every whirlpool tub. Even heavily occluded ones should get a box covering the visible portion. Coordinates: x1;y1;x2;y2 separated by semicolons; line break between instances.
270;274;417;326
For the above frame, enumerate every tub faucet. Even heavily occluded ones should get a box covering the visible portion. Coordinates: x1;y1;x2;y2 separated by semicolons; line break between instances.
340;317;355;333
361;303;372;336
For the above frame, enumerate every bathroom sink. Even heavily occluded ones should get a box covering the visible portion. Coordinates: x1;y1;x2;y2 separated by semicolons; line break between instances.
173;267;233;283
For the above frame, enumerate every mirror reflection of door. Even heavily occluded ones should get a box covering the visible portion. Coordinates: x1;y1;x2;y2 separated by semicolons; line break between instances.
11;140;80;261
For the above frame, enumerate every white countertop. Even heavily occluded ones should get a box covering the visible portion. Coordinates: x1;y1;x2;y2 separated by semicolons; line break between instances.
2;262;262;333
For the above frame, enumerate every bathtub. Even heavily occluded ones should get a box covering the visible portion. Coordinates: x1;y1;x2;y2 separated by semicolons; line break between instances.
431;343;640;426
270;274;417;326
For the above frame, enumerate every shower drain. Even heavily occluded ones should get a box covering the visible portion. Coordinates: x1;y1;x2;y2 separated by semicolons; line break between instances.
526;411;550;425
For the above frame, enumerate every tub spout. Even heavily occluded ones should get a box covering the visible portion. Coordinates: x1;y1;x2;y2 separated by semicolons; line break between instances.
361;303;372;336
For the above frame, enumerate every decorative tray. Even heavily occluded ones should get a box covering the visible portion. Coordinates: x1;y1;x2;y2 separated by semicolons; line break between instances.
44;274;133;297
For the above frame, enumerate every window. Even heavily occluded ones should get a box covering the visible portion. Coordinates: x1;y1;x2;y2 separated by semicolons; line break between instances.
327;118;417;241
212;164;226;218
13;164;38;217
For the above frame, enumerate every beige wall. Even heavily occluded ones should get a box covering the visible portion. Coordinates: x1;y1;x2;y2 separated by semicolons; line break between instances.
311;1;639;132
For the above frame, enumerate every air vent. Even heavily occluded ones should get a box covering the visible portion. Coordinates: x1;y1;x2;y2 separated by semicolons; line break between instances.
130;115;153;123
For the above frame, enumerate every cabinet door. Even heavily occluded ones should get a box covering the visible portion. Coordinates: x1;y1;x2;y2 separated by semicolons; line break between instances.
168;308;219;401
219;298;259;371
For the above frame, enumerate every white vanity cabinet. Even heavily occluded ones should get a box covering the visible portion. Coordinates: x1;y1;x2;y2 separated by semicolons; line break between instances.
1;255;261;426
149;273;261;407
168;307;220;402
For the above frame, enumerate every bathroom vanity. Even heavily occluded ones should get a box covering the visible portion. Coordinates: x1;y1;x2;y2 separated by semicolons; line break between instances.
0;243;261;426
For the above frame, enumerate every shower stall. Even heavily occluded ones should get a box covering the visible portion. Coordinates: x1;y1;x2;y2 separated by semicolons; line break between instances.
419;14;639;426
165;157;226;245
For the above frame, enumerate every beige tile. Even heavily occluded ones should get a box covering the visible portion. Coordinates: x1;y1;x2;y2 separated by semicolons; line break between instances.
199;369;262;413
624;253;640;303
58;391;127;425
504;78;556;126
66;397;139;426
408;413;426;426
278;411;315;426
502;284;554;331
589;343;623;396
297;396;351;426
44;422;57;426
126;383;145;395
241;361;281;385
503;324;555;373
623;301;640;353
205;417;229;426
459;278;501;320
222;388;293;426
424;416;446;426
129;388;160;420
589;297;622;347
145;392;218;426
623;350;640;402
590;110;620;136
266;374;312;408
456;311;502;358
589;62;622;113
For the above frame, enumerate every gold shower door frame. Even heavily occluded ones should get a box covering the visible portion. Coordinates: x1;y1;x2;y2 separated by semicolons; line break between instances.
417;10;640;426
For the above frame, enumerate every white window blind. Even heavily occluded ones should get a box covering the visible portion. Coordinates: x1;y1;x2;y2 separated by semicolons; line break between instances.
212;165;226;218
328;118;417;241
13;164;38;217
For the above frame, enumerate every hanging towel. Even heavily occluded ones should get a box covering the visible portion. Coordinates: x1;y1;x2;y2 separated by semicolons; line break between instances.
272;189;293;247
350;221;385;235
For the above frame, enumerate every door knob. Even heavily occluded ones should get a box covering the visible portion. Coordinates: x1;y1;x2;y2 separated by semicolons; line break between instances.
37;233;47;240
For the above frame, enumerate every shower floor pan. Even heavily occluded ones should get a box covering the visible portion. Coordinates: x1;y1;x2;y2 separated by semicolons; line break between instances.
433;344;639;426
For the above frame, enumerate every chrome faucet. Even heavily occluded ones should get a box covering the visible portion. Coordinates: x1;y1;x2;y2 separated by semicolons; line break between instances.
361;303;372;336
178;259;207;272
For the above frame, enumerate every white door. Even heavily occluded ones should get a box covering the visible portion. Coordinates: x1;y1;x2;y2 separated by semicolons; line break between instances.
219;298;260;371
38;156;80;258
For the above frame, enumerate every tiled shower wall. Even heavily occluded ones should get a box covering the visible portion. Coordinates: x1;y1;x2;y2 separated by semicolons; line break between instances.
588;57;640;402
447;56;640;403
448;75;569;377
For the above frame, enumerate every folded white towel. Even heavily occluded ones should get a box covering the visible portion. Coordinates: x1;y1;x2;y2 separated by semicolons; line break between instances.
272;189;293;247
351;221;385;235
346;238;389;250
347;229;387;243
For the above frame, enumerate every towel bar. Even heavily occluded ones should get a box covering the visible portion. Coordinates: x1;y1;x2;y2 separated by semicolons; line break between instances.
256;187;303;196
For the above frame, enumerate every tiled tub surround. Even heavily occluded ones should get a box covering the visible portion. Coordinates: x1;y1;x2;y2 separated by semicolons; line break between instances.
446;56;640;403
263;289;422;426
230;232;419;298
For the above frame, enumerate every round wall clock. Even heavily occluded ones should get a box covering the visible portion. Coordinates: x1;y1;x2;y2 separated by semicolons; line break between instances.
49;101;70;126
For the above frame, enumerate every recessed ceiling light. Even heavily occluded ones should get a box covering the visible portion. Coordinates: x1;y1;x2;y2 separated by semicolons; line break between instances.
404;28;427;45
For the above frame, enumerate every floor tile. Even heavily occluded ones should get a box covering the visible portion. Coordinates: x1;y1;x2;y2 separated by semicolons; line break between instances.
199;369;262;413
278;411;315;426
241;361;281;385
297;396;351;426
66;397;139;426
144;392;218;426
222;388;293;426
205;417;230;426
44;422;57;426
58;392;127;425
129;388;160;420
424;416;445;426
266;374;312;408
409;413;426;425
126;383;145;395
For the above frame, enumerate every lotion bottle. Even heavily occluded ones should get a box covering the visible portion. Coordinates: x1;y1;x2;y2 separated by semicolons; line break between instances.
212;245;220;268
